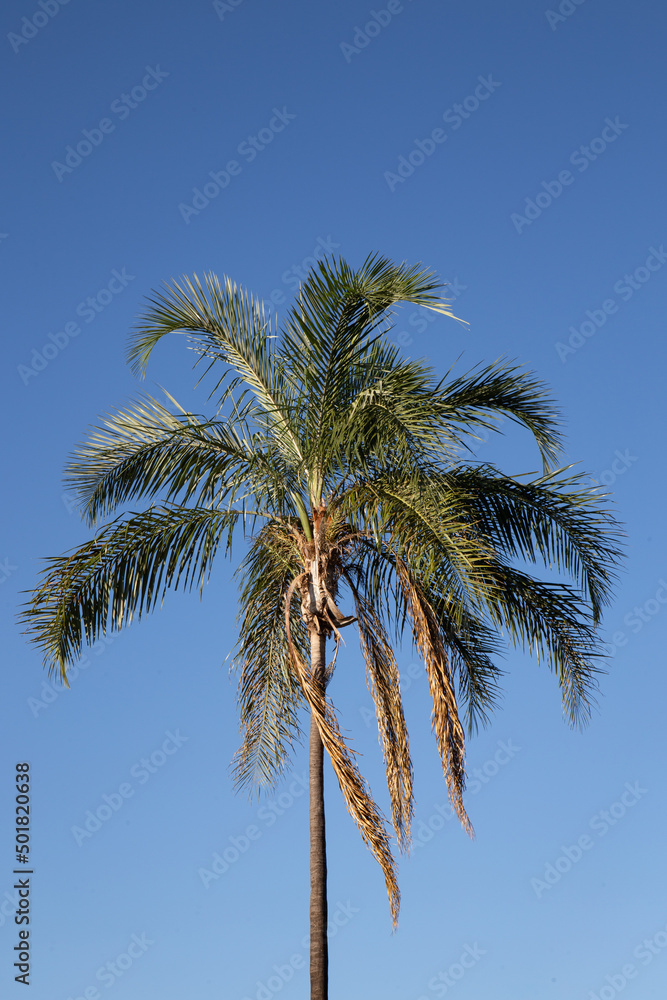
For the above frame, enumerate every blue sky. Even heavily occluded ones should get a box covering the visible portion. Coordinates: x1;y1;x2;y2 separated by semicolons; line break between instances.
2;0;667;997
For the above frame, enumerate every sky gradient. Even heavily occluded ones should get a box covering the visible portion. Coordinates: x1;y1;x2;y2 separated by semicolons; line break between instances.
2;1;667;998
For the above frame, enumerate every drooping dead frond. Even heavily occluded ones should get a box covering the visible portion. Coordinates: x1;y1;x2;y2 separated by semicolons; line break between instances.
395;559;473;837
284;578;401;927
346;576;414;851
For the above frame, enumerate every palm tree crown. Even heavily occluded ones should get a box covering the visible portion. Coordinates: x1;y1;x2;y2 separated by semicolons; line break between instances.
20;254;621;938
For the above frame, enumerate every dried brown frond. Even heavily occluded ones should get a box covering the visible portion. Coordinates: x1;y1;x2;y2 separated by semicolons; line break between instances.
284;578;401;926
346;577;414;851
395;559;473;837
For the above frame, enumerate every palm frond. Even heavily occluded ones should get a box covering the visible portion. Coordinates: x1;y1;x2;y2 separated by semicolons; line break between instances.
65;393;261;525
129;273;303;465
447;465;623;622
333;350;464;473
482;566;603;727
279;254;463;499
422;593;505;734
339;472;497;621
394;560;473;836
284;578;401;926
346;535;504;735
231;522;306;792
432;358;564;470
346;579;414;851
19;506;238;681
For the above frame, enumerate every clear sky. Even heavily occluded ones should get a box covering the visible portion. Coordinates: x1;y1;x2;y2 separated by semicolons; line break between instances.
2;1;667;998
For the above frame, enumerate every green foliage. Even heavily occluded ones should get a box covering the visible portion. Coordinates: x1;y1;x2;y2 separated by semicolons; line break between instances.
19;253;622;920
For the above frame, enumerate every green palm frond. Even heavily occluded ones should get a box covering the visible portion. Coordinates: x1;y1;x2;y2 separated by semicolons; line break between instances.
482;567;603;727
431;358;565;471
447;464;623;621
129;273;303;465
339;473;498;620
325;353;565;479
280;254;464;499
65;394;258;525
281;254;461;387
19;505;238;681
334;351;464;472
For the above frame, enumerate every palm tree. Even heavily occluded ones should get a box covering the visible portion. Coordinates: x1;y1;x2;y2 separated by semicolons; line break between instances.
20;255;621;1000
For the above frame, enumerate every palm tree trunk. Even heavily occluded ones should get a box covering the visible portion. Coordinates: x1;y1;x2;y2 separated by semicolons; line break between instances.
309;627;328;1000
